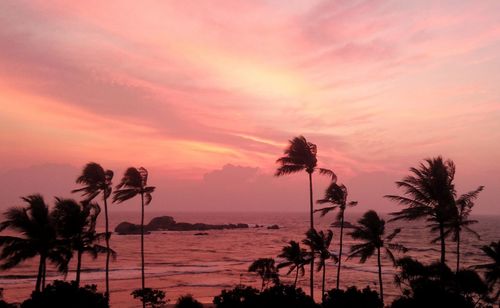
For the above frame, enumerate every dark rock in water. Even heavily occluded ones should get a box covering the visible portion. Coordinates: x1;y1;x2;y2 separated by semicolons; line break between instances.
114;216;250;234
267;224;280;230
115;222;151;235
331;221;356;229
147;216;176;230
194;232;209;236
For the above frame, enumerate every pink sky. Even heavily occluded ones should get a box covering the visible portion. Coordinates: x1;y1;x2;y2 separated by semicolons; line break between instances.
0;1;499;214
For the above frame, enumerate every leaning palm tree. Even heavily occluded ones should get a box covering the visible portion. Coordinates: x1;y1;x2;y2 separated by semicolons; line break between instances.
443;186;483;272
476;241;500;300
348;210;407;304
248;258;280;291
316;182;357;289
275;135;335;297
72;162;114;297
277;240;310;287
385;156;457;265
303;229;337;297
0;195;71;292
52;198;116;286
113;167;155;308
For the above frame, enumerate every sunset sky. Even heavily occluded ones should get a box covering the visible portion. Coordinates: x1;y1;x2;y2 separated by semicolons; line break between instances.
0;1;499;214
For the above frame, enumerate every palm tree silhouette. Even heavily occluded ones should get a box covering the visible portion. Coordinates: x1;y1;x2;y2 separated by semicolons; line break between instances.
52;198;116;287
443;186;483;272
303;229;337;298
72;162;114;298
113;167;155;308
275;135;335;297
385;156;456;265
348;210;407;304
248;258;280;291
476;241;500;301
0;195;71;292
277;241;310;287
316;182;357;290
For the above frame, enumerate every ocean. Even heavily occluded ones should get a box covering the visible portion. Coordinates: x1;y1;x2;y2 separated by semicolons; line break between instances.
0;211;498;307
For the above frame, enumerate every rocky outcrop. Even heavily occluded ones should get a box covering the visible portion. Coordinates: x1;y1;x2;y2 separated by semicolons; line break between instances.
267;224;280;230
114;216;250;234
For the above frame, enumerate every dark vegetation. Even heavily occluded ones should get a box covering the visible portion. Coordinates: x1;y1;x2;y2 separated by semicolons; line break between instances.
0;136;498;307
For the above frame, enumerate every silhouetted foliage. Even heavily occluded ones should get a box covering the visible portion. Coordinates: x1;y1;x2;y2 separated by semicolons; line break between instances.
275;135;335;298
277;240;310;287
0;195;71;292
322;286;383;308
392;257;492;308
476;241;500;301
386;156;457;265
213;284;318;308
175;294;203;308
348;210;406;303
0;288;15;308
316;182;357;290
52;198;114;286
248;258;280;290
302;229;337;297
21;280;108;308
131;288;167;308
73;162;114;298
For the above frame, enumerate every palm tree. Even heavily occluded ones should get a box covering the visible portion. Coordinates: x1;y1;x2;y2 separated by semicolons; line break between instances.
275;135;335;297
443;186;483;272
113;167;155;308
277;240;310;287
248;258;280;291
0;195;71;292
316;182;357;289
385;156;456;265
476;241;500;300
348;210;407;304
72;162;114;297
52;198;116;286
303;229;337;297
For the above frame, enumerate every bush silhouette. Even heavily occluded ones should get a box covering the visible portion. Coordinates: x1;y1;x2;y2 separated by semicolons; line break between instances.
21;280;108;308
322;286;382;308
175;294;203;308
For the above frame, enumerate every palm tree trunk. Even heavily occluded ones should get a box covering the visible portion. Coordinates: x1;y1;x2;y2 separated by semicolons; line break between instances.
140;192;146;308
294;268;299;287
308;171;314;299
337;211;344;290
35;254;45;292
104;196;110;300
76;249;82;287
439;222;446;265
377;247;383;304
322;263;326;298
42;258;46;291
456;231;460;273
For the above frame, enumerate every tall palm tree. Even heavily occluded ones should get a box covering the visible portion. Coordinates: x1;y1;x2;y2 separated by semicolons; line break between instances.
348;210;407;304
443;186;483;272
72;162;114;297
476;241;500;300
277;241;310;287
303;229;337;297
385;156;456;265
275;135;335;297
52;198;116;287
316;182;357;289
113;167;155;308
248;258;280;291
0;195;71;292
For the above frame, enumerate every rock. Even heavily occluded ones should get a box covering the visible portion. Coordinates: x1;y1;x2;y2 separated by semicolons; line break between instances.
115;222;151;235
147;216;176;230
194;232;209;236
267;224;280;230
114;216;249;234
